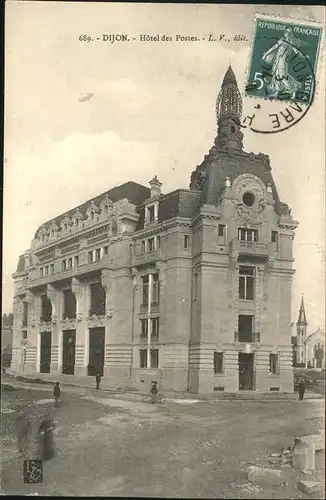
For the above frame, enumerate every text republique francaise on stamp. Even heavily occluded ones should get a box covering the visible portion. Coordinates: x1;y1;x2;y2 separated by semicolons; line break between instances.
243;15;323;134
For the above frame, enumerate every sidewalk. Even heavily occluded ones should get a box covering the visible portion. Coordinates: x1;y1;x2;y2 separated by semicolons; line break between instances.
2;371;324;402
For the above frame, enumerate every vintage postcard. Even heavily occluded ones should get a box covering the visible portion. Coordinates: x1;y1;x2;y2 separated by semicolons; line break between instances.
2;1;325;498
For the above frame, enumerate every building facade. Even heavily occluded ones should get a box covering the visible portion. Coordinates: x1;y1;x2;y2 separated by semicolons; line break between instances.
306;329;325;369
11;66;298;393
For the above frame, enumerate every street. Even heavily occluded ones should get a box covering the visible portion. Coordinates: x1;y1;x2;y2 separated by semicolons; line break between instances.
1;383;324;498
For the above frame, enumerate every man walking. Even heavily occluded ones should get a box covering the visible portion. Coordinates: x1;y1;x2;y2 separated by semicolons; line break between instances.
298;378;306;400
53;382;61;407
95;372;101;390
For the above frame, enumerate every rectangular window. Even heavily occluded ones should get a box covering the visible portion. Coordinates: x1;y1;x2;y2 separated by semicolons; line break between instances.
140;241;146;254
218;224;225;237
63;289;77;319
74;256;79;267
140;318;148;337
89;282;106;316
22;330;27;339
152;273;160;305
150;349;159;368
151;317;159;338
156;235;161;248
214;352;223;374
23;302;28;327
142;276;149;306
40;267;44;277
50;264;54;274
140;349;147;368
271;231;278;247
41;294;52;322
88;251;93;264
238;228;258;242
68;258;73;269
184;235;189;249
238;315;254;343
269;354;279;374
95;248;101;261
239;266;254;300
104;246;109;255
62;260;67;272
148;238;155;252
148;206;155;223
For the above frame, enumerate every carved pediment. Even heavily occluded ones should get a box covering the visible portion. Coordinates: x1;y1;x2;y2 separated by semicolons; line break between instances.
60;216;72;233
86;201;100;222
100;196;114;216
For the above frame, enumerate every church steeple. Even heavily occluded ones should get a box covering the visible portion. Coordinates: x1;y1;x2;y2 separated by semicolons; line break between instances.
215;65;243;151
297;295;307;326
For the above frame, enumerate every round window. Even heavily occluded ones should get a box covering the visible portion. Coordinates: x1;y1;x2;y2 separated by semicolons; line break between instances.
242;192;255;207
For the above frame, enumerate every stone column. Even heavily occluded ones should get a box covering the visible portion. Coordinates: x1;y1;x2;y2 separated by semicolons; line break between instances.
255;350;270;392
147;274;153;367
23;291;37;374
47;284;62;374
279;347;294;393
255;266;264;340
224;350;239;392
72;277;88;376
11;296;23;372
101;269;115;350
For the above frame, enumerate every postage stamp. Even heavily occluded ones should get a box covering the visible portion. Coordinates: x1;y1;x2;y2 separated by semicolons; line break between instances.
245;15;323;105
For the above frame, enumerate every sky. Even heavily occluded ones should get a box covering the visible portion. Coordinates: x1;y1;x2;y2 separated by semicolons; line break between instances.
4;1;325;334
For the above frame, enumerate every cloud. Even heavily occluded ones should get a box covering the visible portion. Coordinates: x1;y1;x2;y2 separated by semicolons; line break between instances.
3;130;163;311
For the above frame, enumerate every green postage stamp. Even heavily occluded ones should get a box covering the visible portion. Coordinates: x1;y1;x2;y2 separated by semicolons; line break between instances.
245;15;323;104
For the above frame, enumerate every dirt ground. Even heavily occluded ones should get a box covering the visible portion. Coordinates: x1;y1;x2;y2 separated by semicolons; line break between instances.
1;383;324;498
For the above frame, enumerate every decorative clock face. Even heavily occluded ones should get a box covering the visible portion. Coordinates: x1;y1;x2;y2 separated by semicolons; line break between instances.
232;174;267;226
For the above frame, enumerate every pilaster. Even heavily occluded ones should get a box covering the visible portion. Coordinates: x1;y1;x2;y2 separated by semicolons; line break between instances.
72;277;88;375
255;350;270;392
47;284;62;373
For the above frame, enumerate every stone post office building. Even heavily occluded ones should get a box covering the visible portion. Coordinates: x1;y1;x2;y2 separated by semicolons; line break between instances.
11;67;298;393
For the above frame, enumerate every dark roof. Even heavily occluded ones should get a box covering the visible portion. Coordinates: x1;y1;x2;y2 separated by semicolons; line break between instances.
158;190;202;223
136;189;202;231
222;65;237;86
190;148;289;215
16;255;25;273
35;181;150;237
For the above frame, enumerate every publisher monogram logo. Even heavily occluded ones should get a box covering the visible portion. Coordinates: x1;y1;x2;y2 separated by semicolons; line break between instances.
23;460;43;484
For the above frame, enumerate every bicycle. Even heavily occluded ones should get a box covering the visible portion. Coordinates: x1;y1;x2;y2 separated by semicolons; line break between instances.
142;392;166;404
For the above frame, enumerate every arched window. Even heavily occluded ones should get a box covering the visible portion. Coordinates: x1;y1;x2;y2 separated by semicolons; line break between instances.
112;220;118;236
91;211;95;220
64;223;67;231
51;229;55;238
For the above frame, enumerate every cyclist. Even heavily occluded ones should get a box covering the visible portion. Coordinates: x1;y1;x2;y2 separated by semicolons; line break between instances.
150;381;158;403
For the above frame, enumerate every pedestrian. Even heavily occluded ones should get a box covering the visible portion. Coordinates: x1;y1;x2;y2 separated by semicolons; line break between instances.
39;413;55;461
150;381;158;403
53;382;61;406
95;372;101;390
298;378;306;400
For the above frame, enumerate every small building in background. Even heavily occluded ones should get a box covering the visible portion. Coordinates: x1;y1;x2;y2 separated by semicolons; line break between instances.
306;328;325;369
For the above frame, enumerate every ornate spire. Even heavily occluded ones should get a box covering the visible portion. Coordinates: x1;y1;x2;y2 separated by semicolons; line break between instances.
215;66;243;150
297;295;307;325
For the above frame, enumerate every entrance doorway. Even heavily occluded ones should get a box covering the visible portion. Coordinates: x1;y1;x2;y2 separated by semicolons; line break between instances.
62;330;76;374
40;331;51;373
239;353;254;390
88;327;105;376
